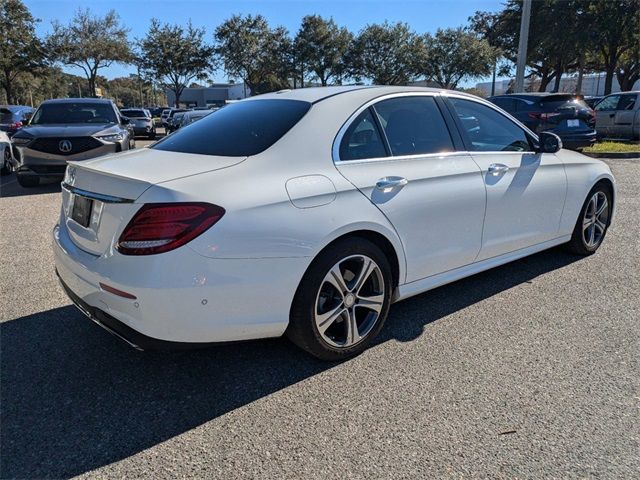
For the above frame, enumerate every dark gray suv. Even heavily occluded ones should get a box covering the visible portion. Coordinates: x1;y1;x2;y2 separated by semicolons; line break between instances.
10;98;134;187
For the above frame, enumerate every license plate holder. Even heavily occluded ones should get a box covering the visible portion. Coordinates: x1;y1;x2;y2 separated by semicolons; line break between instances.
71;195;93;228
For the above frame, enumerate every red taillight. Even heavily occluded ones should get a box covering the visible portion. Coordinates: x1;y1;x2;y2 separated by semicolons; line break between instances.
9;121;23;130
116;203;225;255
528;112;560;121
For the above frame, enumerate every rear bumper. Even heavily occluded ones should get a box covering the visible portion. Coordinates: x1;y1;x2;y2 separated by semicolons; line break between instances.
557;131;597;150
57;272;214;351
53;220;306;346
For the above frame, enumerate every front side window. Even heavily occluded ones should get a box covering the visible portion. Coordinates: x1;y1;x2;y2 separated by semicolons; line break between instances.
595;95;620;111
153;99;311;157
30;103;118;125
339;109;387;161
449;98;532;152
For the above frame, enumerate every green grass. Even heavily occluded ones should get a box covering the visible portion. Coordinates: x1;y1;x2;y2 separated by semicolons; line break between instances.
583;141;640;153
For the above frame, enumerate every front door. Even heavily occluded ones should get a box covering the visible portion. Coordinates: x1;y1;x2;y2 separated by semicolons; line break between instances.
595;94;621;137
334;95;486;283
446;96;567;260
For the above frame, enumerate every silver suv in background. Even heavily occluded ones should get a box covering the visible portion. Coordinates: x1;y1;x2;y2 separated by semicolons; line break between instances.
594;91;640;140
10;98;134;188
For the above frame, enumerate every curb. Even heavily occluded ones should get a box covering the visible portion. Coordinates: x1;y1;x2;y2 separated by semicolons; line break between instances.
582;152;640;159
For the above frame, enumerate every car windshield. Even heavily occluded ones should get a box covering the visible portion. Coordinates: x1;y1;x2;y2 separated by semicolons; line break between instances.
121;109;147;118
31;103;118;125
153;99;311;157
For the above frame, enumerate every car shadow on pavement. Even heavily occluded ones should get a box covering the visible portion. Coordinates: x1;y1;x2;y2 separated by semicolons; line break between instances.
0;248;582;479
0;176;61;198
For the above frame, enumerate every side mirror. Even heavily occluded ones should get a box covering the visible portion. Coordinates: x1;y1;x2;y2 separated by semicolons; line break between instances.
121;116;130;125
537;132;562;153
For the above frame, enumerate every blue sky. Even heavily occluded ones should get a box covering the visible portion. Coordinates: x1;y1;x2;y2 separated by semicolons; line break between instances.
26;0;504;85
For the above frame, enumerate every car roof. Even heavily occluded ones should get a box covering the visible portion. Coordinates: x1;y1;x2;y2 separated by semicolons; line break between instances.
40;98;114;105
248;85;468;104
602;90;640;96
0;105;33;111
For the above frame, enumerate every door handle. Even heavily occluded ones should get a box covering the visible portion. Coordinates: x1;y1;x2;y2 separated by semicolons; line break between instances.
488;163;509;176
375;176;408;191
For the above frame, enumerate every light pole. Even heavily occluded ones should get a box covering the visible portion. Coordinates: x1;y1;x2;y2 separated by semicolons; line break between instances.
514;0;532;93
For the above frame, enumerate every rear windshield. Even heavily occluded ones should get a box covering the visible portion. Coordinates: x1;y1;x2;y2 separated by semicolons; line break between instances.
540;95;589;110
121;109;147;118
153;99;311;157
31;103;117;125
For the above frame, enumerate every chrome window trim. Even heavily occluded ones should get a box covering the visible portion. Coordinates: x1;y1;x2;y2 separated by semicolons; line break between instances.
61;182;134;204
332;91;539;164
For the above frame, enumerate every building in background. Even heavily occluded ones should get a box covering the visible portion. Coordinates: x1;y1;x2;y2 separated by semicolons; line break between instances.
166;83;250;108
475;74;640;97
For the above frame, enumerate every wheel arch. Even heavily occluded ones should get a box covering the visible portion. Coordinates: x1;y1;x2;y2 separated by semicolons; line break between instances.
305;226;406;290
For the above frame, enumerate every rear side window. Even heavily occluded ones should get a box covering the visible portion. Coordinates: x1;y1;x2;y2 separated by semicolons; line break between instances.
618;94;637;111
339;109;387;161
373;96;454;156
449;98;532;152
153;99;311;157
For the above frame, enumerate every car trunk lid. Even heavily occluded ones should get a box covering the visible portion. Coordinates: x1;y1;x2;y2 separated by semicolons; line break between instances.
61;148;246;256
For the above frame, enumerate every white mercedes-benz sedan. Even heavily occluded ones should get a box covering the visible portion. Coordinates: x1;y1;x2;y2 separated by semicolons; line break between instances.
54;86;615;360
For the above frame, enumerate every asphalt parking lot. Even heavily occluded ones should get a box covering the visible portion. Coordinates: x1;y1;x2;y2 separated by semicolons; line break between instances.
1;157;638;479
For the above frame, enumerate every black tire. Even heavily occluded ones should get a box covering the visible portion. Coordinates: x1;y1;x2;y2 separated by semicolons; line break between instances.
1;147;11;176
16;173;39;188
565;182;612;255
286;237;393;361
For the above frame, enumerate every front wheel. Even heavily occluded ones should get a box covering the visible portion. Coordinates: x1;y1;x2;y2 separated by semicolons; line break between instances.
287;238;392;361
565;184;612;255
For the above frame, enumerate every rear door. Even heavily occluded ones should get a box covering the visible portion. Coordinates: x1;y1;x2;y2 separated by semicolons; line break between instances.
445;96;567;261
334;94;486;283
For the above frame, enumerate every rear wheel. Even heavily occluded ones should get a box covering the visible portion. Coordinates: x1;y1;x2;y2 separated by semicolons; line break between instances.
565;184;612;255
1;147;11;176
16;173;39;188
287;238;392;361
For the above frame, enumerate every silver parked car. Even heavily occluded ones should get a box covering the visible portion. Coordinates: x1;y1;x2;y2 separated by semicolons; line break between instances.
120;108;156;139
10;98;134;188
594;91;640;140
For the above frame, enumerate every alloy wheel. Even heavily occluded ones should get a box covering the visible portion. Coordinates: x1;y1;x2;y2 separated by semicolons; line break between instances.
314;254;385;348
582;191;609;248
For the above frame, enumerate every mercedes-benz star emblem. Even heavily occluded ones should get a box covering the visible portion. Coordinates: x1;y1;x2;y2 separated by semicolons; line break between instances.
59;139;73;153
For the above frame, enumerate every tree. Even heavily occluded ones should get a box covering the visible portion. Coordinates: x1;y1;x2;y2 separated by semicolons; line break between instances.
347;22;424;85
138;20;215;107
421;28;496;89
215;14;292;95
586;0;639;94
294;15;352;86
471;0;584;92
47;9;131;97
0;0;45;104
